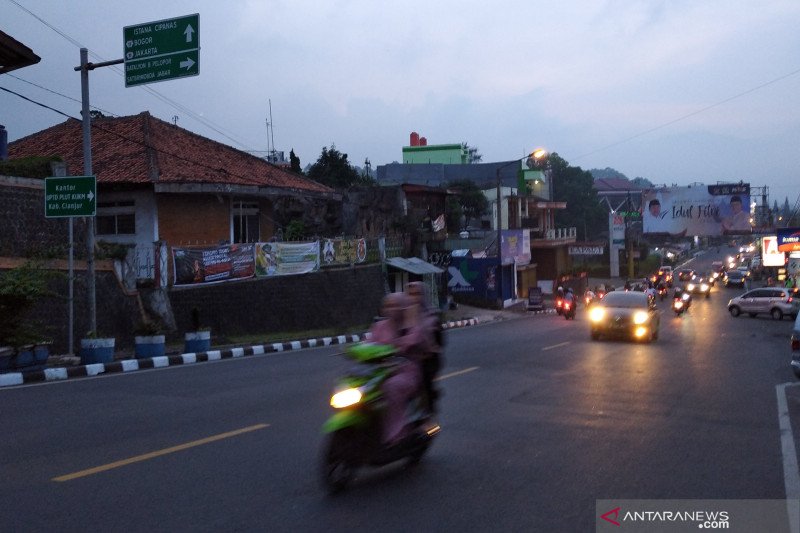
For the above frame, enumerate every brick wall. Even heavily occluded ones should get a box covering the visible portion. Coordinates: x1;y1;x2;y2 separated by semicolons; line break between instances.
0;176;88;258
157;194;275;245
158;194;230;245
168;264;385;339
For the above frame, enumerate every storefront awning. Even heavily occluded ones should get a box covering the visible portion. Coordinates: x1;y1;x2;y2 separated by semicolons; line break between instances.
385;257;444;275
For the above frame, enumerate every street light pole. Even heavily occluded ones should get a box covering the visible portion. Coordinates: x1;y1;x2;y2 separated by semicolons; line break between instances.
494;148;548;309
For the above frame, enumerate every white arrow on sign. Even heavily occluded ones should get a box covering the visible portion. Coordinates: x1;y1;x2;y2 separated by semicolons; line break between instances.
180;57;195;70
184;24;195;43
87;190;95;202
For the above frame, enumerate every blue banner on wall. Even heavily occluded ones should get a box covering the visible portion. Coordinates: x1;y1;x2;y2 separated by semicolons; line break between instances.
447;257;513;303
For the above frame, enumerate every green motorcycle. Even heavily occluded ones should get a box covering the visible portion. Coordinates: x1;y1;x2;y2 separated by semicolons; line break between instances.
320;342;440;493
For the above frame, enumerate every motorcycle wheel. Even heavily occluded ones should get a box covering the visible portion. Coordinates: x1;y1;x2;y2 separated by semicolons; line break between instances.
321;429;358;494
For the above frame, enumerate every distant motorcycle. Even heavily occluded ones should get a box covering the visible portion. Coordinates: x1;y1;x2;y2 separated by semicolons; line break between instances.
563;299;576;320
672;297;686;316
658;286;668;301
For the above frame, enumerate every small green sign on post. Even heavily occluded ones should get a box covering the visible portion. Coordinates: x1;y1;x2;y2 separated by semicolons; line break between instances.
124;13;199;87
45;176;97;218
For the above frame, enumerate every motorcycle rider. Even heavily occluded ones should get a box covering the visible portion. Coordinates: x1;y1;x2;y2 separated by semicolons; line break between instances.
556;286;565;314
563;287;576;316
368;292;433;448
584;288;596;307
405;281;442;412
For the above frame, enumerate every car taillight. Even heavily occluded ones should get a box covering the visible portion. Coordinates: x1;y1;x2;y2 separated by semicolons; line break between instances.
793;338;800;351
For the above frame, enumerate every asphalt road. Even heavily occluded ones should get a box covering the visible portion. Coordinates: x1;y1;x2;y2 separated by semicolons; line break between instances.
1;246;797;532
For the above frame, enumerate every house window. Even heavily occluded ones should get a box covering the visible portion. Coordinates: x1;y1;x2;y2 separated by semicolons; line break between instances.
96;200;136;235
233;201;260;243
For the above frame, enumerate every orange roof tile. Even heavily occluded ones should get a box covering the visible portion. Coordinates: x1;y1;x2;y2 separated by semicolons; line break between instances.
8;111;333;194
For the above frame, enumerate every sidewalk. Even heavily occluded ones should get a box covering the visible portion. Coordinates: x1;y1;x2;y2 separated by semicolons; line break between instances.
0;302;542;388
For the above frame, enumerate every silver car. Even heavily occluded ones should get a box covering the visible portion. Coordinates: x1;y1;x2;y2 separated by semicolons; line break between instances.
727;288;799;320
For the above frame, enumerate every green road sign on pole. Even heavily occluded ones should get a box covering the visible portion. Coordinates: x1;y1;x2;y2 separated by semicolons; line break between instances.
45;176;96;218
124;13;199;87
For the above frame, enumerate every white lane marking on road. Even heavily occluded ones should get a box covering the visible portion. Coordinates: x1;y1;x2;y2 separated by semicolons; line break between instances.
542;341;571;351
435;367;479;382
776;382;800;533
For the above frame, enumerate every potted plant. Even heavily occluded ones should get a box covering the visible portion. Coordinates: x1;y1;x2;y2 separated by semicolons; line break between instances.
80;331;116;365
184;307;211;353
0;262;58;371
133;319;165;359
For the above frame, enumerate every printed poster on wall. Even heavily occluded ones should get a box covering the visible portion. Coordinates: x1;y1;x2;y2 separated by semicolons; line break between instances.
322;238;367;265
642;184;751;236
255;241;320;277
172;244;255;286
501;229;531;266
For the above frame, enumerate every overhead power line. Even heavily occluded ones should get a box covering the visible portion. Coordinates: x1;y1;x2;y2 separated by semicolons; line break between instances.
0;85;276;189
6;0;257;152
573;67;800;161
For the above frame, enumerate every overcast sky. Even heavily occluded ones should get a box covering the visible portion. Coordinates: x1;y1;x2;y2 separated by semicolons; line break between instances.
2;0;799;205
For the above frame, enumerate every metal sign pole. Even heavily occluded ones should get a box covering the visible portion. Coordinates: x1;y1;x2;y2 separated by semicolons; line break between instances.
79;48;96;335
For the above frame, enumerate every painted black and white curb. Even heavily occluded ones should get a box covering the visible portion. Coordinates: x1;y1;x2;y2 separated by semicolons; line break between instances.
0;318;479;388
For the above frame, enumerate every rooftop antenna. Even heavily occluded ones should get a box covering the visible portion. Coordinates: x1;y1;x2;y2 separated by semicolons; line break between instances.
266;100;277;162
172;115;179;125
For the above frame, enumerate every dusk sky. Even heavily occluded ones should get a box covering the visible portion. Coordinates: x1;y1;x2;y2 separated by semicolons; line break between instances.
2;0;799;206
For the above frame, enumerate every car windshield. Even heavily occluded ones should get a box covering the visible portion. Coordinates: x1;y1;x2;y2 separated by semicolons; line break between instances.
602;291;648;308
728;271;744;278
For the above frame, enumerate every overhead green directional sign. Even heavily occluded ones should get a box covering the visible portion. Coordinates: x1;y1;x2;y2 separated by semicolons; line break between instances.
124;13;199;87
45;176;96;218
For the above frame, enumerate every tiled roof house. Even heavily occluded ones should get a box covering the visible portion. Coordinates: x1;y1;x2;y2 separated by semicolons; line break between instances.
8;112;337;280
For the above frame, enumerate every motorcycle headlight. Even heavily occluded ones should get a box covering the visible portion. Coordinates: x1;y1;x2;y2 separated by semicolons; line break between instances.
674;300;684;309
331;388;363;409
633;311;649;324
701;283;709;291
589;307;606;322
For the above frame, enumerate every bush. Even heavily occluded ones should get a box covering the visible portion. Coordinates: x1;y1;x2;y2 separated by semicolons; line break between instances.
0;263;59;347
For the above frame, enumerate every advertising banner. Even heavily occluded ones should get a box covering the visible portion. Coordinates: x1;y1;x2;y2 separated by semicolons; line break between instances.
255;241;320;277
172;244;255;286
642;184;751;236
611;213;625;245
321;238;368;265
777;227;800;253
501;229;531;265
761;236;786;267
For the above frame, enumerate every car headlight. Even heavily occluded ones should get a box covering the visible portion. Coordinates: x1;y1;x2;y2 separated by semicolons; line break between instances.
589;307;606;322
687;283;695;291
331;387;363;409
633;311;649;324
701;283;709;291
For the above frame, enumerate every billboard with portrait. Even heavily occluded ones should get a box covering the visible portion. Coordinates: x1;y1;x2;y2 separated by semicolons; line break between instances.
642;184;751;236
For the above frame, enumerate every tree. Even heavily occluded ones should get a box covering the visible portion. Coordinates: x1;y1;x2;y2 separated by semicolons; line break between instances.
462;142;482;164
289;149;302;174
631;176;654;188
446;179;488;227
549;153;607;241
589;167;629;181
306;144;375;188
